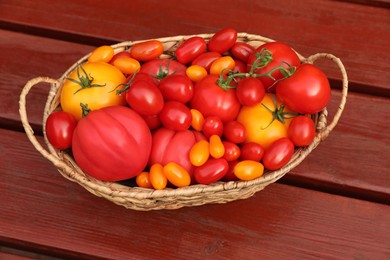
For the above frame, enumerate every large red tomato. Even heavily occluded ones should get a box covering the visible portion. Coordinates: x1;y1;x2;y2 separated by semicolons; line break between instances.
72;106;152;181
140;58;187;82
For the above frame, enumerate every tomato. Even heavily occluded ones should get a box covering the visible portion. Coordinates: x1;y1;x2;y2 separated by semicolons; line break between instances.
231;42;255;63
61;62;126;121
176;36;207;64
189;140;210;166
193;158;229;184
88;45;114;63
239;142;265;161
263;137;295;170
142;114;161;130
190;109;204;131
233;59;247;74
125;80;164;116
222;160;239;181
159;101;192;131
235;77;265;106
222;141;241;161
111;56;140;75
210;56;235;76
223;120;247;144
130;72;158;86
192;51;221;71
130;40;164;62
208;28;237;54
202;116;224;138
190;74;241;123
72;106;152;181
276;63;331;114
163;162;191;188
288;116;316;146
158;74;194;103
209;135;225;159
140;58;187;82
186;65;208;82
45;111;77;150
247;42;301;92
109;51;132;64
136;172;153;189
234;160;264;181
149;163;168;190
236;93;293;150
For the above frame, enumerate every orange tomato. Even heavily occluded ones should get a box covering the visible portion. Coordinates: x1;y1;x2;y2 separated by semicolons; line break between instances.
111;56;140;75
136;171;153;188
149;163;167;190
130;40;164;62
209;135;225;159
190;109;204;131
88;45;114;63
210;56;235;75
163;162;191;188
189;140;210;166
234;160;264;181
186;65;208;82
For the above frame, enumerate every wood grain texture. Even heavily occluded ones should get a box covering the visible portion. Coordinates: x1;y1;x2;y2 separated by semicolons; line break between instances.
1;130;389;260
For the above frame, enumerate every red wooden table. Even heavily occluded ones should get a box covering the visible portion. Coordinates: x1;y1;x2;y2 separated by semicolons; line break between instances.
1;0;390;259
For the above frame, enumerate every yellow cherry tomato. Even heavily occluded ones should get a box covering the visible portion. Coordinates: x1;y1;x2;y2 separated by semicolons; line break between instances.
88;45;114;63
234;160;264;181
163;162;191;188
190;140;210;166
149;163;167;190
186;65;208;82
210;56;235;75
209;135;225;159
111;56;140;75
136;171;153;189
190;109;204;131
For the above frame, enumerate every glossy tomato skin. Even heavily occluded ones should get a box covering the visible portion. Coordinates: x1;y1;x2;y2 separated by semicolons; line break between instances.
202;116;224;138
45;111;77;150
239;142;265;162
233;59;247;74
262;137;295;171
140;58;187;82
236;77;265;106
208;28;237;54
222;141;241;161
223;120;247;144
192;52;221;71
158;74;194;103
109;51;132;64
176;36;207;64
276;63;331;114
231;42;255;63
130;40;164;62
190;74;241;123
287;116;316;146
159;101;192;131
72;106;152;181
142;114;161;130
222;160;239;181
193;158;229;184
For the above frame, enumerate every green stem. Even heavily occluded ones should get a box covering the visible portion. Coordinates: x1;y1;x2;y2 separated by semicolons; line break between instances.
67;65;106;94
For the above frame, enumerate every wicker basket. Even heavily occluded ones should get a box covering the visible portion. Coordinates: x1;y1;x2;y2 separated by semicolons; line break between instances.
19;33;348;211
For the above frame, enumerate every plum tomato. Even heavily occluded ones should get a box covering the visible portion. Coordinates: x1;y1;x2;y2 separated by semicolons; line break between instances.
193;158;229;184
234;160;264;181
239;142;265;162
136;172;153;189
186;65;208;82
45;111;77;150
223;120;247;144
192;51;222;72
130;40;164;62
149;163;168;190
158;74;194;103
159;101;192;131
208;28;237;54
175;36;207;64
142;114;161;130
262;137;295;170
231;42;255;63
233;59;247;74
88;45;114;63
189;139;210;167
236;77;265;106
287;116;316;146
222;141;241;161
163;162;191;188
202;116;224;138
210;56;235;76
222;160;239;181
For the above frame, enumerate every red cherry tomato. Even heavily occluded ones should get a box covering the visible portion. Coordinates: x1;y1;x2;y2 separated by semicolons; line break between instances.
236;77;265;106
202;116;224;138
233;59;247;74
239;142;265;162
193;158;229;184
208;28;237;54
192;52;222;72
231;42;255;63
159;101;192;131
287;116;316;146
262;138;295;170
46;111;77;150
223;121;247;144
222;141;241;161
222;160;239;181
142;114;161;130
130;40;164;62
176;36;207;64
158;74;194;103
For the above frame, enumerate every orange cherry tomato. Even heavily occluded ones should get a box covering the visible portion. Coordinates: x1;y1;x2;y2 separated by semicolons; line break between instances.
190;109;204;131
88;45;114;63
209;134;225;159
130;40;164;62
210;56;235;75
163;162;191;188
149;163;167;190
111;56;140;75
186;65;208;82
190;139;210;166
136;171;153;189
234;160;264;181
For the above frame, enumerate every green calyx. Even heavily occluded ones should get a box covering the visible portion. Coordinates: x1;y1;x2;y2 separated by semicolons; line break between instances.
67;65;106;94
261;95;298;129
80;103;91;118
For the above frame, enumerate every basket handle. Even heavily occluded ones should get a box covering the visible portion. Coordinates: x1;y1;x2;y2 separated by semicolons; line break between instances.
304;53;349;141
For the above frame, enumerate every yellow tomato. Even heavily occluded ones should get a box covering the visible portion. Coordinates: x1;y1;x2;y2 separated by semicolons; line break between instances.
88;45;114;63
186;65;208;82
111;56;140;75
209;135;225;159
236;93;293;150
60;62;126;121
163;162;191;188
149;163;167;190
210;56;235;75
136;172;153;189
234;160;264;181
190;109;204;131
189;140;210;166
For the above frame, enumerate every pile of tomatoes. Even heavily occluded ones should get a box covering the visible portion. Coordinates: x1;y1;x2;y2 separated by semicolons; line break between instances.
46;28;331;190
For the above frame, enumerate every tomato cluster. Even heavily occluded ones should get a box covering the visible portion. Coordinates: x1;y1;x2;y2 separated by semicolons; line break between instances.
46;28;331;188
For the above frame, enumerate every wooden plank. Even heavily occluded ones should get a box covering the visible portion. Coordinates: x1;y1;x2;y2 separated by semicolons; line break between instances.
1;0;389;95
0;129;389;259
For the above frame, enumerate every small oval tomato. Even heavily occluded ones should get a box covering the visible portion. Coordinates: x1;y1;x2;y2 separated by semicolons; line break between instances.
142;114;161;130
88;45;114;63
189;140;210;167
288;116;316;146
190;109;204;132
186;65;208;82
209;135;225;159
222;160;239;181
158;74;194;103
236;77;265;106
234;160;264;181
126;80;164;116
192;51;222;72
208;28;237;54
239;142;265;161
136;172;153;189
193;158;229;184
109;51;132;64
222;141;241;161
231;42;255;63
202;116;224;138
46;111;77;150
263;137;295;170
159;101;192;131
210;56;235;76
223;121;247;144
111;56;140;75
149;163;168;190
163;162;191;188
176;36;207;64
130;40;164;62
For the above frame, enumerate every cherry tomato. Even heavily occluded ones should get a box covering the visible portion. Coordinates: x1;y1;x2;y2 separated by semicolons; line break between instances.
46;111;77;150
192;51;221;72
149;163;168;190
222;141;241;161
136;172;153;189
208;28;237;54
140;58;187;82
158;74;194;103
223;121;247;144
111;56;140;75
263;137;295;170
176;36;207;64
288;116;316;146
202;116;224;138
142;114;161;130
163;162;191;188
109;51;132;64
186;65;208;82
159;101;192;131
189;140;210;166
233;59;247;74
210;56;235;76
234;160;264;181
88;45;114;63
222;160;239;181
239;142;265;161
125;80;164;116
209;135;225;159
236;77;265;106
231;42;255;63
193;158;229;184
190;109;204;132
130;40;164;62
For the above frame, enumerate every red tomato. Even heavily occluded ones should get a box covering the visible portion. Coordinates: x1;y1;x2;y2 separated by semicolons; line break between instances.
130;40;164;62
140;58;187;81
247;42;301;92
142;114;161;130
236;77;265;106
46;111;77;150
176;36;207;64
231;42;255;63
72;106;152;181
159;101;192;131
128;72;158;86
158;74;194;103
276;63;331;114
222;141;241;161
262;137;295;170
208;28;237;54
223;121;247;144
239;142;265;161
233;59;247;74
202;116;224;138
193;158;229;184
222;160;239;181
192;51;221;72
125;80;164;116
190;74;241;123
287;116;316;146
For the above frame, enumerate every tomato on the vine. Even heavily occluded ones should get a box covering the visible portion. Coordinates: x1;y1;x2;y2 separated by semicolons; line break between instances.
235;77;265;106
46;111;77;150
193;158;229;184
140;58;187;82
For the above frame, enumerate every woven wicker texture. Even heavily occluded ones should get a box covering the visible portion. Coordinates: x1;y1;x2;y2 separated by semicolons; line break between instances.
19;33;348;211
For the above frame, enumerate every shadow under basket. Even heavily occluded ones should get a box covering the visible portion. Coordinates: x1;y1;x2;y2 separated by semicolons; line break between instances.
19;33;349;211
